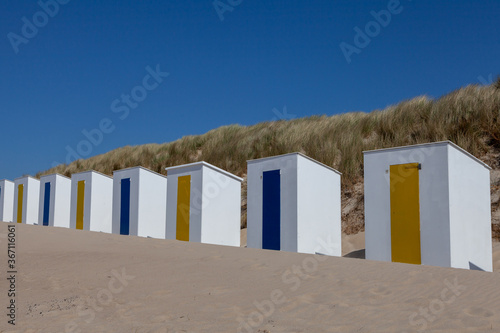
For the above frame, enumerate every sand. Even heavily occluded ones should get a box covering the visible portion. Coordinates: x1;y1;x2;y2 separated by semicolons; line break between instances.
1;223;500;333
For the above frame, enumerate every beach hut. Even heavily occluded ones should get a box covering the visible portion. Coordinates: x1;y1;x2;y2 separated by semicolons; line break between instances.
70;171;113;233
38;174;71;228
165;162;242;247
247;153;342;256
364;141;492;272
14;176;40;225
112;167;167;238
0;180;14;222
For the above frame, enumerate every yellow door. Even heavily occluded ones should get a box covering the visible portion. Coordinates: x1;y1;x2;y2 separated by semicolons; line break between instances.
176;175;191;241
17;184;24;223
76;180;85;230
390;163;421;264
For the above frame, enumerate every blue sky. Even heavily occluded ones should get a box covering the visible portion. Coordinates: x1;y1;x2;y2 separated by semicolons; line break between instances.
0;0;499;180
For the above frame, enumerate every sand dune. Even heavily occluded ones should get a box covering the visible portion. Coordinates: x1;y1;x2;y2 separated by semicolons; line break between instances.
1;223;499;332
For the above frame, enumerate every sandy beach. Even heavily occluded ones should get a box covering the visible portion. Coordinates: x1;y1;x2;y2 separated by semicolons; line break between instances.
1;223;499;332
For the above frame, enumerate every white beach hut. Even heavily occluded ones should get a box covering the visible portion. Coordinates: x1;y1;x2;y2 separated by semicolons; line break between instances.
165;162;242;247
364;141;492;271
0;180;15;222
70;171;113;233
112;167;167;238
38;174;71;228
14;176;40;225
247;153;342;256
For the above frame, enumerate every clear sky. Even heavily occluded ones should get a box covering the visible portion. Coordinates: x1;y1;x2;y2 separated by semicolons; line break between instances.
0;0;499;180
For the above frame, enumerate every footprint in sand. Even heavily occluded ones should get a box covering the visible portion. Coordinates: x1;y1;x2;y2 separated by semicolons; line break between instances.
403;297;429;307
369;286;392;296
464;306;494;318
240;262;269;271
153;289;173;296
150;314;170;323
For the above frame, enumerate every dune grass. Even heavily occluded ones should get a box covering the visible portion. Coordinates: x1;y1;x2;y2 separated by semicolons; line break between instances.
37;80;500;232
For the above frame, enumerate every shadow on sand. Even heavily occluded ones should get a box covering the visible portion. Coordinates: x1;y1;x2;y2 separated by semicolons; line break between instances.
343;249;365;259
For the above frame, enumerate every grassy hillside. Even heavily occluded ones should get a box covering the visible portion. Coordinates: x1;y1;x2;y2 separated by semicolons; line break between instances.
38;80;500;238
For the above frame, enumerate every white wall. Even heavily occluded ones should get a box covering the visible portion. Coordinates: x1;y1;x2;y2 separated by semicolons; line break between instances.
90;172;113;233
364;143;451;267
55;175;71;228
70;171;113;233
0;180;14;222
185;166;203;243
448;145;493;272
165;169;178;240
14;177;40;225
247;154;298;252
200;166;241;247
415;145;451;267
26;178;41;225
39;174;71;228
297;156;342;256
137;168;167;238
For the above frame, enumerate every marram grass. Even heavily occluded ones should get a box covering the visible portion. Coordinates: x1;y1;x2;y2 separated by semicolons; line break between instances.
37;81;500;233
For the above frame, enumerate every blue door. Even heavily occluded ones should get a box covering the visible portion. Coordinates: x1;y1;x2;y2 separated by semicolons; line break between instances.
262;169;281;250
120;178;131;235
43;182;51;226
